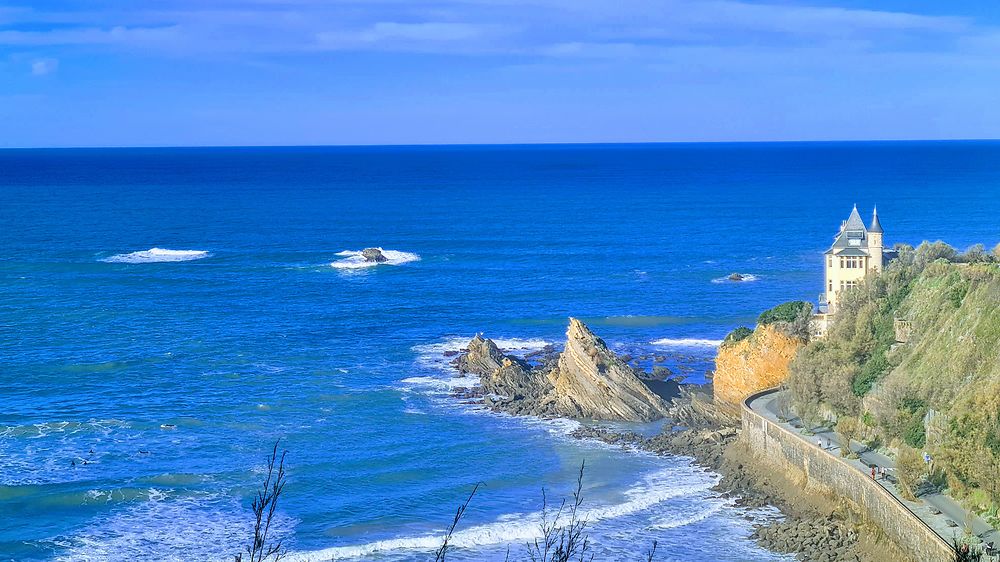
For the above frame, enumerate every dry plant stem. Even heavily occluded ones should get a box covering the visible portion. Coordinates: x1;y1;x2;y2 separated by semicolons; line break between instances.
236;441;288;562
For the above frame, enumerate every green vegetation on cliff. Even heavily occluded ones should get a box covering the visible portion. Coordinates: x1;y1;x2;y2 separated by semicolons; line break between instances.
722;301;813;350
788;241;1000;523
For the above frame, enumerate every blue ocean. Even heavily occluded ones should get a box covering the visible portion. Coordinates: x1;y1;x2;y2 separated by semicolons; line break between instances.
2;142;999;561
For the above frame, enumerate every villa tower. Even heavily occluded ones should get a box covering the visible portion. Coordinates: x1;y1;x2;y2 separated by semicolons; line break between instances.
822;205;887;315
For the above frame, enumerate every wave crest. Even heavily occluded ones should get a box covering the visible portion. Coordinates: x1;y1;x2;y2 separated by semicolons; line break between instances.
650;338;723;348
331;248;420;270
286;466;718;561
103;248;210;264
711;273;758;284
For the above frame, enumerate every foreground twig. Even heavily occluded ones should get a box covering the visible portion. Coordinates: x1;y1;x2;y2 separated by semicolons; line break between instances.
434;482;482;561
237;441;288;562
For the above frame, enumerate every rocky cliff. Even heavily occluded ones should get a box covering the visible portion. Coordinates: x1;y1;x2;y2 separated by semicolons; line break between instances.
454;318;672;422
714;323;804;408
547;318;671;421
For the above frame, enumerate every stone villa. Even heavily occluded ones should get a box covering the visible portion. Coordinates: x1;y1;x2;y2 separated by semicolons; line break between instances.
813;205;894;336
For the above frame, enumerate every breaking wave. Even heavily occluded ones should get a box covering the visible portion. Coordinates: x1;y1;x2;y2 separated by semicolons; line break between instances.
711;273;758;284
53;492;294;562
650;338;723;348
331;248;420;270
286;466;718;561
102;248;210;264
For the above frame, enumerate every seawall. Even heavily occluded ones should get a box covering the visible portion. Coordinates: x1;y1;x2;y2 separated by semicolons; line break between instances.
741;389;954;562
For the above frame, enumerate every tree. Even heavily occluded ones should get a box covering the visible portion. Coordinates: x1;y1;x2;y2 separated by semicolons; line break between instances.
896;445;926;501
836;417;861;458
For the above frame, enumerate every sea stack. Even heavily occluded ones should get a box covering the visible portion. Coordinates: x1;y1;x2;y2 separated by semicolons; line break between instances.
547;318;671;422
362;248;389;263
453;318;671;422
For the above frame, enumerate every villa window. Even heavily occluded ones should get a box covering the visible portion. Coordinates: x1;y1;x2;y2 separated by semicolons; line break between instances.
839;256;862;269
839;280;859;292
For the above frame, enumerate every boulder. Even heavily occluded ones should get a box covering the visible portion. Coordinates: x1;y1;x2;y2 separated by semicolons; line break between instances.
361;248;388;263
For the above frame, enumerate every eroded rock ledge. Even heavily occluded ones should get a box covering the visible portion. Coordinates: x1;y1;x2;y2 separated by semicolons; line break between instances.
453;318;676;422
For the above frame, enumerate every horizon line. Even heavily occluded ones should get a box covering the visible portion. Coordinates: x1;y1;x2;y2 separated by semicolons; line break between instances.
2;137;1000;151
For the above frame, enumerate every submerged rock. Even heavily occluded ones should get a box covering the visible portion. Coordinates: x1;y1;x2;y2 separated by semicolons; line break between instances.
361;248;388;263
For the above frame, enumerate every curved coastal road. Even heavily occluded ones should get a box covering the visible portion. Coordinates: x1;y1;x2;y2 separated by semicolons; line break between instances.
747;389;1000;559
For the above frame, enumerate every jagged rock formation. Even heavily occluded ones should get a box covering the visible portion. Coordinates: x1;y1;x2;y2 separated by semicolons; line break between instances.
453;318;672;422
361;248;388;262
714;324;804;408
547;318;671;421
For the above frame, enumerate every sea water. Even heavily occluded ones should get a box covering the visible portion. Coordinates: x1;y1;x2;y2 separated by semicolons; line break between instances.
2;142;1000;561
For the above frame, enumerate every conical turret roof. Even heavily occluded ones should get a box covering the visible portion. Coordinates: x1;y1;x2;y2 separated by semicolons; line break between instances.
869;206;884;234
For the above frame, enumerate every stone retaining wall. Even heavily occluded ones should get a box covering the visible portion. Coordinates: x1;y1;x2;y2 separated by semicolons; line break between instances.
742;388;954;562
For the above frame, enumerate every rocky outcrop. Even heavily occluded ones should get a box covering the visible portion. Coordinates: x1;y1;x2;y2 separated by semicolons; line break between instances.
547;318;671;422
714;324;803;408
362;248;388;262
453;318;670;422
454;335;506;377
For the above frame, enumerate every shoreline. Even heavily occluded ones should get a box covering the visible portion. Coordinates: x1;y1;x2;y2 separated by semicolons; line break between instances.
569;388;911;562
443;324;913;561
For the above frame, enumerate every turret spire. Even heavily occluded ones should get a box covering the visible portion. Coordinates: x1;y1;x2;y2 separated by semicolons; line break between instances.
869;205;884;234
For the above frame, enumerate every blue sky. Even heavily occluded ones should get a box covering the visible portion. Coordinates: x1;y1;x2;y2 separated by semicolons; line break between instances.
1;0;999;147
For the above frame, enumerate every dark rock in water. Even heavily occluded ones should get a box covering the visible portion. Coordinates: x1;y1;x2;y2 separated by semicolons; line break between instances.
452;335;507;376
643;378;681;401
728;272;745;281
361;248;389;262
652;365;673;378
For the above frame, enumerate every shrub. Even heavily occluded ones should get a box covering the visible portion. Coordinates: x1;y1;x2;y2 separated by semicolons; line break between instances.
722;326;753;348
758;301;811;326
904;413;927;449
836;416;862;457
853;351;890;397
896;445;926;501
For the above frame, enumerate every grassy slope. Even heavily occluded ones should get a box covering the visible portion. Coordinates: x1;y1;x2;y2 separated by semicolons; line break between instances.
787;247;1000;523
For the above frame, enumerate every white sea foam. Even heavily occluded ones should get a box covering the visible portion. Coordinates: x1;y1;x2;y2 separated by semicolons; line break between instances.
330;248;420;269
650;498;727;529
287;466;718;561
411;336;554;372
711;273;758;283
54;493;294;562
650;338;723;348
102;248;210;264
412;336;553;359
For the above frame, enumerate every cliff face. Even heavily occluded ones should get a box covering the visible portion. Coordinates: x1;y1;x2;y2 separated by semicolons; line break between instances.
547;318;671;422
714;324;803;407
455;318;670;422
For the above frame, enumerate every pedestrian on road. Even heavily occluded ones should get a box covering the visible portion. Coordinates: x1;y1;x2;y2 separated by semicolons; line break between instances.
871;465;876;480
817;438;823;449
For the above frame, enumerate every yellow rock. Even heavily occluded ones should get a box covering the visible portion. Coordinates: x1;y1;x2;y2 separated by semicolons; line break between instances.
714;324;802;407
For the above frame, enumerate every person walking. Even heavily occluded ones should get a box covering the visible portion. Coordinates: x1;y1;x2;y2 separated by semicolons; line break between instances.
871;465;876;480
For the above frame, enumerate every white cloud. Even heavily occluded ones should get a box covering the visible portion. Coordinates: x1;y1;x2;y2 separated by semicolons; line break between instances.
30;57;58;75
0;24;180;47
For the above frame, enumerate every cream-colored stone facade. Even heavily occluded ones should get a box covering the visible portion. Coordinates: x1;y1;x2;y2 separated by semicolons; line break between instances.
822;205;885;315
